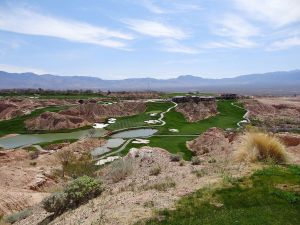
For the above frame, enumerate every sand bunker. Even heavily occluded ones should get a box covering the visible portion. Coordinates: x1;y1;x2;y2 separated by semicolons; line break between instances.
132;139;150;144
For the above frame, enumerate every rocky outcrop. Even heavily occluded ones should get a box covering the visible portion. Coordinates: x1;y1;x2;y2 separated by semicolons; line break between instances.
187;127;232;155
0;98;74;121
176;101;217;122
25;101;146;131
242;98;300;131
25;112;90;131
61;101;146;122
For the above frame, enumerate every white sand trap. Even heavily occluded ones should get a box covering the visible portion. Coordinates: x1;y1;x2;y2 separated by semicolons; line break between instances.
144;120;161;124
93;123;108;128
150;113;157;116
95;156;120;166
169;128;179;132
132;139;149;144
108;121;116;124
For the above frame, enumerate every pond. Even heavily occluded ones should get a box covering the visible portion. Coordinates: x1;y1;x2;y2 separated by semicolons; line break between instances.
111;128;158;139
91;138;125;157
0;128;107;149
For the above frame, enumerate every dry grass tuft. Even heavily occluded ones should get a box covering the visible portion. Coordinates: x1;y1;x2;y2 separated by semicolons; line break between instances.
235;132;288;164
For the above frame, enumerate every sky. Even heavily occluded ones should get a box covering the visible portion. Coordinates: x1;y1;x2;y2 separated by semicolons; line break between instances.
0;0;300;79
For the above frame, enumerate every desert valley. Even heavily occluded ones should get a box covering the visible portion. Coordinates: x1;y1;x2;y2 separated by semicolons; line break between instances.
1;0;300;224
0;88;299;225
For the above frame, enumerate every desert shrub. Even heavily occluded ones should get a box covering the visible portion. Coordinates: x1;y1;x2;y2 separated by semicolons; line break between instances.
235;132;287;163
56;149;75;178
42;176;103;215
191;169;206;178
42;192;68;215
142;177;176;191
208;158;216;163
4;209;32;224
170;153;182;162
149;165;161;176
108;158;133;183
64;153;98;178
29;151;39;160
191;156;201;165
29;161;37;166
65;176;103;207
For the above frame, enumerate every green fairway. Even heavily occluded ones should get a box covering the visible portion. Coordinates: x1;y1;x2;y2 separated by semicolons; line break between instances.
0;105;71;137
107;101;174;131
119;136;195;160
157;100;245;135
108;100;245;160
139;165;300;225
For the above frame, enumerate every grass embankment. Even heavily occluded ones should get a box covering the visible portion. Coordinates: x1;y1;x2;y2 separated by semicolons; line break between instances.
139;165;300;225
0;106;91;137
107;102;173;131
39;139;78;149
115;100;245;160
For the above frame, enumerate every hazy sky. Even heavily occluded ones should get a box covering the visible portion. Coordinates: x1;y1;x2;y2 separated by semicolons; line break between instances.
0;0;300;79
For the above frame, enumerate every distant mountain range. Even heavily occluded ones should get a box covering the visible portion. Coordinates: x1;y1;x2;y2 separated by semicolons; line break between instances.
1;70;300;95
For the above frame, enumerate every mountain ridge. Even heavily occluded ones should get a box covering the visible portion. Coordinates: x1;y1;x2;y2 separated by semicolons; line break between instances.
0;70;299;95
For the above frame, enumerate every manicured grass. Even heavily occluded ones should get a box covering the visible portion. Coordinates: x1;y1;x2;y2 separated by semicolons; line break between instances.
107;102;174;131
119;136;195;160
139;165;300;225
157;100;245;135
39;139;78;149
0;105;75;137
108;100;245;160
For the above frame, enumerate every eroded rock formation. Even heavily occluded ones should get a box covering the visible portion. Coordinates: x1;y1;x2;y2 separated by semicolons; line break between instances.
176;100;217;122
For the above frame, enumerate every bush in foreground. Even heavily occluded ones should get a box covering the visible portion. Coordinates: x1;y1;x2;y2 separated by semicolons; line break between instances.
235;131;287;163
42;176;103;215
4;209;32;224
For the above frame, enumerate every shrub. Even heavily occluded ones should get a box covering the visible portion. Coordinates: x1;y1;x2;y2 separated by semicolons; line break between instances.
29;151;39;160
191;169;205;178
208;158;216;163
4;209;32;224
42;192;68;215
191;156;201;165
170;153;182;162
142;177;176;191
64;153;98;178
29;161;37;166
108;158;133;183
235;132;287;163
65;176;103;208
149;165;161;176
42;176;103;215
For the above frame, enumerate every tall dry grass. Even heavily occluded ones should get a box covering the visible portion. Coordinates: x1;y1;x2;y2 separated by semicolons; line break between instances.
235;131;288;164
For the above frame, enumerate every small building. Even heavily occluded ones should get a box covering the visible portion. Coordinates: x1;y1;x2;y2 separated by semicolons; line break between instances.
172;95;215;103
218;93;238;100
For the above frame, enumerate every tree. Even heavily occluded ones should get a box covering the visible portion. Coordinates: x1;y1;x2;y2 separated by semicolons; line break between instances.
56;149;75;178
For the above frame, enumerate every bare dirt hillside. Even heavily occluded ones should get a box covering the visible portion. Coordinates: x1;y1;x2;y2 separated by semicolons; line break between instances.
0;98;73;121
16;145;253;225
242;97;300;131
0;138;105;215
11;128;300;225
176;101;217;122
25;101;146;130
